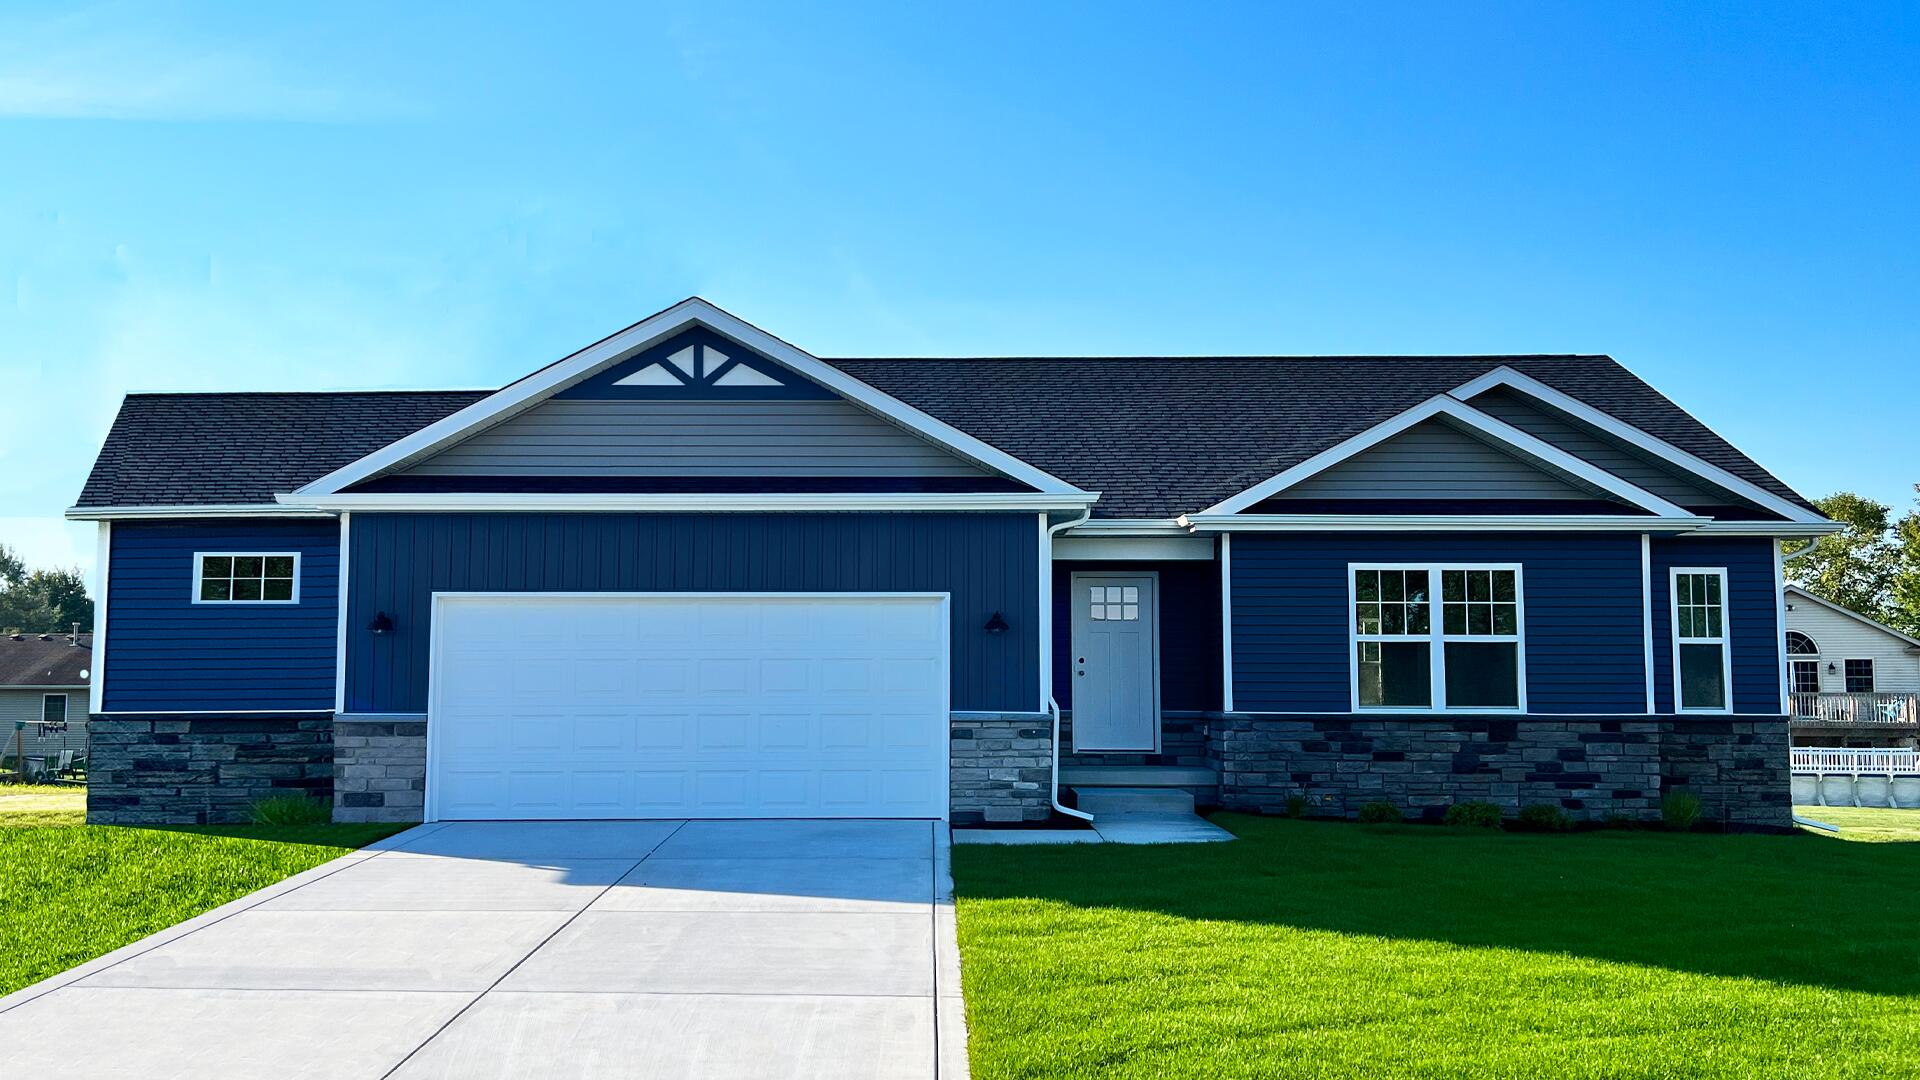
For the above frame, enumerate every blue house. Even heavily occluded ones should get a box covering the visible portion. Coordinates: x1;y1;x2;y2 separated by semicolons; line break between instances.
71;299;1833;828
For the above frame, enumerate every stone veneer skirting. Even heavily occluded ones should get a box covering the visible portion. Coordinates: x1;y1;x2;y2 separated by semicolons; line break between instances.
87;714;333;825
1210;714;1792;829
332;716;429;824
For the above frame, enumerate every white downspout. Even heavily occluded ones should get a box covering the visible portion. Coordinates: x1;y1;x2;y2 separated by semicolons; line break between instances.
1045;509;1095;822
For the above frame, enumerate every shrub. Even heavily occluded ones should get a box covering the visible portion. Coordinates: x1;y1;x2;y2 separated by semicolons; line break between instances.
249;795;331;826
1356;801;1404;824
1515;804;1575;832
1285;793;1311;819
1442;800;1504;829
1661;790;1703;831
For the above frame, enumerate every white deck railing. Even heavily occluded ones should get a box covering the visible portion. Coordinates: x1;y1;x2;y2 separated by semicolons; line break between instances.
1790;692;1920;725
1791;747;1920;775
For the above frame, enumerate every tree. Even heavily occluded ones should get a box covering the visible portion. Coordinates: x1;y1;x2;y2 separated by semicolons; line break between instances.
1785;488;1920;636
0;543;94;634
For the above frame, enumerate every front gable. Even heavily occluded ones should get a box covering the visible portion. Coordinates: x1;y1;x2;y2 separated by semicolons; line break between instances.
554;325;837;401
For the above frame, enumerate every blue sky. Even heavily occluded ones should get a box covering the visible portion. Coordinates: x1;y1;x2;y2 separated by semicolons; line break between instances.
3;1;1915;573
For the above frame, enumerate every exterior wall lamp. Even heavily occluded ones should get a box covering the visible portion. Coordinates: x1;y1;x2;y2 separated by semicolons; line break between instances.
982;611;1009;634
366;611;396;635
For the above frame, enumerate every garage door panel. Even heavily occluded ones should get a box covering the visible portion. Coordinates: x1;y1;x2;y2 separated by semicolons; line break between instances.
430;595;948;820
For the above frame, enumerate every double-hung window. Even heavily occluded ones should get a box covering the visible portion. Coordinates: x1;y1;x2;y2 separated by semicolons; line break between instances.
1353;564;1524;711
1672;568;1730;712
1844;659;1875;694
195;553;300;604
41;693;67;725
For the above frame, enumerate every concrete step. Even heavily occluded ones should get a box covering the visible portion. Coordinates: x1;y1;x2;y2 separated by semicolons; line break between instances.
1059;765;1218;788
1071;786;1195;815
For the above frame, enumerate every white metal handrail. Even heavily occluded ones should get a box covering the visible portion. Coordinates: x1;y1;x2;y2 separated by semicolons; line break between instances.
1791;747;1920;775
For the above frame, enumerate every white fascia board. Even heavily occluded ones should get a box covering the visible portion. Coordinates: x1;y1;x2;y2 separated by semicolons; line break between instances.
66;504;337;521
1680;521;1842;538
1197;395;1693;518
1182;513;1712;533
1053;535;1215;561
1056;517;1192;537
1447;366;1827;524
293;297;1091;499
1783;586;1920;649
281;491;1101;513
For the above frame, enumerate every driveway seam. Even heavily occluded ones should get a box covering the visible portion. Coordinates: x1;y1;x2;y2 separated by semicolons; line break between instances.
376;819;688;1080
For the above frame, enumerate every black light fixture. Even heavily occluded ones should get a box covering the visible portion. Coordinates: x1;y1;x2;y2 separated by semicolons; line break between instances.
1826;662;1837;674
366;611;396;635
982;611;1009;634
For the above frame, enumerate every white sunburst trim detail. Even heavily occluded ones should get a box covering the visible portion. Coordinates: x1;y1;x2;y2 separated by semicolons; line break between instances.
290;297;1093;499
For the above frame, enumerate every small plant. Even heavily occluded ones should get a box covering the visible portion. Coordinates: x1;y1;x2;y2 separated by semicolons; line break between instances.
1356;800;1404;824
1285;793;1311;819
1515;803;1575;832
1442;800;1504;829
1661;790;1703;831
249;794;331;826
1601;812;1637;829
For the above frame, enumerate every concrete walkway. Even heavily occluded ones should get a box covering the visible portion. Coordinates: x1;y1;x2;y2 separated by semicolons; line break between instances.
0;820;965;1080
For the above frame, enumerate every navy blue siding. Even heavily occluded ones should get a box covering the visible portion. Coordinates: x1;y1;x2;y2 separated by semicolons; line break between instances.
1649;536;1781;714
345;513;1040;714
104;520;339;712
1230;532;1647;714
1051;560;1223;712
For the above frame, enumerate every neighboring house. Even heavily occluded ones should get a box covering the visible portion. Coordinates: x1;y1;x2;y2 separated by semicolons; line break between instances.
1783;586;1920;747
69;299;1835;829
0;630;91;766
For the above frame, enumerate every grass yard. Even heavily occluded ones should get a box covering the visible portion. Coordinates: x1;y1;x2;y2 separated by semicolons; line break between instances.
954;813;1920;1079
0;786;406;996
1794;804;1920;843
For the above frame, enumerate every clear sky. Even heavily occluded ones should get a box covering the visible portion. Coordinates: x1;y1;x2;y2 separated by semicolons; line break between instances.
3;1;1915;574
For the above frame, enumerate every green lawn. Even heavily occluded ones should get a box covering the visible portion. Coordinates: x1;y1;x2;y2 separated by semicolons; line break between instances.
0;787;407;996
954;813;1920;1079
1794;804;1920;842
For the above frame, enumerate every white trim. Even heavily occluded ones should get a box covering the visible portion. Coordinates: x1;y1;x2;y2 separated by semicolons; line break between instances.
1220;534;1234;714
1641;533;1655;714
66;504;335;521
1052;535;1214;561
1068;570;1162;753
1670;566;1733;714
90;521;109;715
1684;521;1841;537
191;552;302;605
1057;518;1191;537
40;692;69;725
1199;395;1694;518
1347;562;1528;714
295;298;1091;498
281;491;1098;513
92;709;334;716
1842;657;1877;694
1037;513;1050;712
423;590;953;823
334;513;351;715
1448;366;1828;524
1782;586;1920;649
1774;542;1789;714
1183;513;1709;533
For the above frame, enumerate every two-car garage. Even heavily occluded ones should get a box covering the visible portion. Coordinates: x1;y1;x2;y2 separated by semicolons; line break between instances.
425;594;951;821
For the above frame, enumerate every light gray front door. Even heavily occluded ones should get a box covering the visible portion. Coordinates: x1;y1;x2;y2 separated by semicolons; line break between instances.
1070;573;1160;752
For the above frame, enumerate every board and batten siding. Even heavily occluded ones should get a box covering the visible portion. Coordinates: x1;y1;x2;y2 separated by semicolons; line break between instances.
1649;536;1783;714
398;398;992;478
1229;532;1648;714
1264;419;1597;503
1465;387;1740;508
344;512;1040;714
103;520;339;712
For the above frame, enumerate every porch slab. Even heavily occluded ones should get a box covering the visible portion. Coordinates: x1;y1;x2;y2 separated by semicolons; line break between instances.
952;829;1104;845
1091;813;1236;845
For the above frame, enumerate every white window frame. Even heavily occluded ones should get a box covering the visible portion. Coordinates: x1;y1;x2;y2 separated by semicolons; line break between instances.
192;551;302;605
1670;566;1732;714
1788;659;1821;696
1843;658;1875;694
41;692;68;725
1348;562;1527;713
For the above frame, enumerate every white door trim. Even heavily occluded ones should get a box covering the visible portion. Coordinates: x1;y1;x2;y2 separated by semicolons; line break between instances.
424;590;952;822
1068;570;1162;753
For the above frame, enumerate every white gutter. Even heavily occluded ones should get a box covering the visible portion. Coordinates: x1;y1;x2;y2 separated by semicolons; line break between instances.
1180;513;1713;533
1044;507;1095;823
282;491;1101;513
67;504;336;521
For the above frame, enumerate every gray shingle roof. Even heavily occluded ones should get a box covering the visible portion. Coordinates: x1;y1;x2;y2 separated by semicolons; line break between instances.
75;356;1813;519
0;632;92;687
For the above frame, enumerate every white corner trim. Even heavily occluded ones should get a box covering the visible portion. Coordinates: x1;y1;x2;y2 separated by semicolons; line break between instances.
279;491;1099;513
1641;533;1654;714
334;513;351;715
1448;366;1827;525
1182;513;1711;533
1220;533;1234;714
1783;585;1920;650
1773;543;1789;715
291;298;1093;499
90;521;109;715
1198;395;1692;518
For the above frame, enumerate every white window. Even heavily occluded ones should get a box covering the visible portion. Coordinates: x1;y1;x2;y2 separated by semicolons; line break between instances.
41;693;67;724
1789;660;1820;696
1671;568;1730;712
194;553;300;604
1088;585;1139;621
1352;564;1524;712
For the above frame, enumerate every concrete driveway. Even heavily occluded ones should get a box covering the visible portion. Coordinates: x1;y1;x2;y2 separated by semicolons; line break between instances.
0;820;965;1079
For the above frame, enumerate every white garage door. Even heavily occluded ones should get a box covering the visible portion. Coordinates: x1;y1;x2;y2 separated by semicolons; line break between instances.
428;593;950;820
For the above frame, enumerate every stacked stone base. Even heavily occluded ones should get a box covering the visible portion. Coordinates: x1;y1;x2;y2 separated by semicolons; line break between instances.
1211;714;1791;829
950;711;1054;824
332;716;428;823
87;715;333;825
